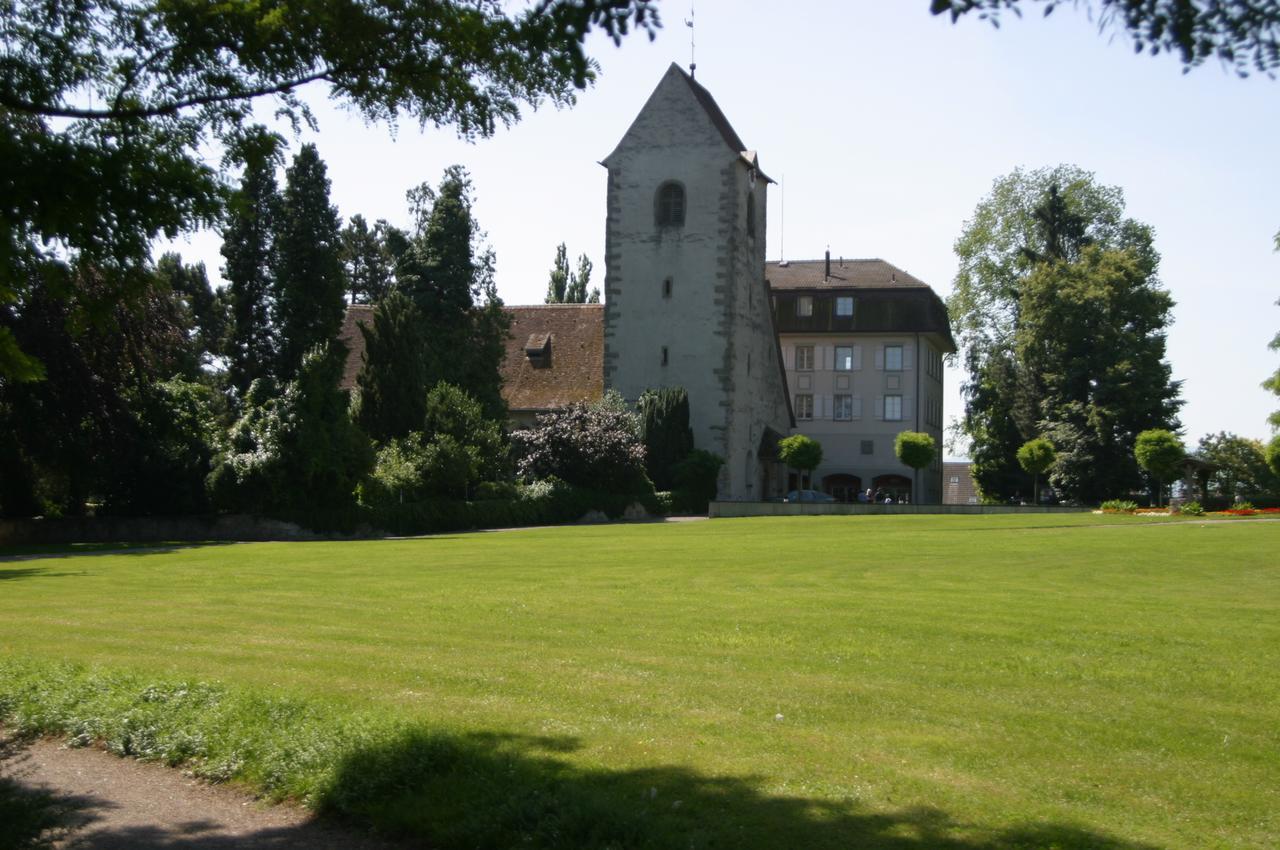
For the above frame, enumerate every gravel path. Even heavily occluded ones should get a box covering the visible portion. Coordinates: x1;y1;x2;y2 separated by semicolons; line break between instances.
0;733;400;850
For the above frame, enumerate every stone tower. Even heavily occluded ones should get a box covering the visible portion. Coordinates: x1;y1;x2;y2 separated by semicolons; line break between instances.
601;64;792;500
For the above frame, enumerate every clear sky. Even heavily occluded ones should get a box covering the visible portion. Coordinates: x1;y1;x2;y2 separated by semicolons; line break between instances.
162;0;1280;455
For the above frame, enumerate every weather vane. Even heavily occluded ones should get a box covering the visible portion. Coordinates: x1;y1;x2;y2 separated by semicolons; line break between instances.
684;1;696;78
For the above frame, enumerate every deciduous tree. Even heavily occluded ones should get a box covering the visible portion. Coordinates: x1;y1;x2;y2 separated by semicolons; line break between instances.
0;0;658;379
1016;437;1056;504
778;435;823;490
950;166;1179;503
1135;428;1184;506
932;1;1280;76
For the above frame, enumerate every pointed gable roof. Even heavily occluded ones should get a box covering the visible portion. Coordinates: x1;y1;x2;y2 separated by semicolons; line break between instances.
602;63;769;180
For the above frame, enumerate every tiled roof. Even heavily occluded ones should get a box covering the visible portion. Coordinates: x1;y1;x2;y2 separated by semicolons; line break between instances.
337;303;604;415
943;462;980;505
677;64;746;154
767;258;930;290
337;304;375;391
501;305;604;412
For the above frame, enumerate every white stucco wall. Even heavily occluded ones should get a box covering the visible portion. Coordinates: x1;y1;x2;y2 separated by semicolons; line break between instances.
779;332;946;502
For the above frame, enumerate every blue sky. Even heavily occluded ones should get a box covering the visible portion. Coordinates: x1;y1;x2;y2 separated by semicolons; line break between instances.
163;1;1280;455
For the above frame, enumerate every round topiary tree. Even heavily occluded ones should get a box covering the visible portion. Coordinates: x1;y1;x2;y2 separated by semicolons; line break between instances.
894;431;937;503
778;434;823;492
1134;428;1185;507
1016;437;1057;505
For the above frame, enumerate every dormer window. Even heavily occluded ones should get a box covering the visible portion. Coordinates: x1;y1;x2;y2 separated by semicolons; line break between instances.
524;333;552;368
655;182;685;227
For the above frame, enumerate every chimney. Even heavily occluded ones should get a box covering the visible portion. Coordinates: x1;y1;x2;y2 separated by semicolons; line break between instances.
824;250;830;280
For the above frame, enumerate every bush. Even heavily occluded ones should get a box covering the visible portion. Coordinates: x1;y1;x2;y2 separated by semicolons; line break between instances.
1100;499;1139;513
654;491;675;515
1177;501;1204;516
1233;500;1255;511
671;449;723;514
511;393;648;495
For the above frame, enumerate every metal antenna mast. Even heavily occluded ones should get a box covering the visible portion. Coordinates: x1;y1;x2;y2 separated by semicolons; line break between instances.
684;2;696;78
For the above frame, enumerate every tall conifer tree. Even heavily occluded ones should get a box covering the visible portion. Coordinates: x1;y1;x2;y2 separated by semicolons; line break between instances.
355;290;429;443
222;151;280;395
274;144;347;380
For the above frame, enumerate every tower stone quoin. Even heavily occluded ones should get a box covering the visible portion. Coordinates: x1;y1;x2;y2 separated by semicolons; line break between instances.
601;63;792;500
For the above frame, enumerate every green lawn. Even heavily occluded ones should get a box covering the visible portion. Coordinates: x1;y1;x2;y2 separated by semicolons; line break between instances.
1;514;1276;849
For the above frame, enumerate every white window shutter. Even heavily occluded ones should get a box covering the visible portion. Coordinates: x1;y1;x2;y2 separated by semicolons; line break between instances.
874;345;884;370
903;345;914;370
852;395;863;419
903;395;914;420
826;346;835;371
874;396;884;420
852;345;862;371
815;345;826;371
824;395;833;419
784;346;794;370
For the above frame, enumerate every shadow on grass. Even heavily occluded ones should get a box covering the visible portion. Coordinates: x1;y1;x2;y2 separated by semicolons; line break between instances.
312;728;1165;850
0;729;1167;850
0;541;235;565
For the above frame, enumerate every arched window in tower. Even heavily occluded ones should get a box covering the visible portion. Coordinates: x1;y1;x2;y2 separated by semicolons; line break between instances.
746;193;755;238
655;181;686;227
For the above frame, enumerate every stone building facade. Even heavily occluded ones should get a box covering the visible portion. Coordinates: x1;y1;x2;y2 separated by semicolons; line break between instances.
770;257;955;504
600;63;793;500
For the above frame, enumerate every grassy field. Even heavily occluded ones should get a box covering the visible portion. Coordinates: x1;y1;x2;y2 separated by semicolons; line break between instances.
0;514;1276;849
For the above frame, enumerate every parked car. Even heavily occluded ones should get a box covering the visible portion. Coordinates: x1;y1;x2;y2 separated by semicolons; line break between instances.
783;489;836;503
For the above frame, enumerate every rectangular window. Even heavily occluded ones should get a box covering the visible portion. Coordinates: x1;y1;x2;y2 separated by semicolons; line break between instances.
661;346;669;366
796;296;813;317
795;394;814;420
950;476;960;484
861;439;874;455
834;394;853;421
835;296;853;317
885;394;902;421
795;345;814;371
885;345;903;371
835;345;853;371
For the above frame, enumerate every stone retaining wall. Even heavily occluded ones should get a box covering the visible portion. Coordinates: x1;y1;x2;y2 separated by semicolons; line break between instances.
709;501;1090;518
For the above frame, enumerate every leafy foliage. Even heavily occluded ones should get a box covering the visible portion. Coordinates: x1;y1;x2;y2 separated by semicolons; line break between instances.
0;263;216;516
932;0;1280;76
778;434;823;477
1135;428;1184;505
1196;432;1279;499
341;214;396;305
1177;500;1204;516
274;144;347;380
1016;437;1056;476
545;242;570;304
1266;435;1280;479
422;382;508;484
209;345;373;514
355;291;430;443
0;0;658;379
1264;230;1280;431
222;146;282;395
1099;499;1139;513
950;166;1180;503
637;387;695;490
396;167;510;420
894;431;937;471
511;393;648;495
672;449;725;513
